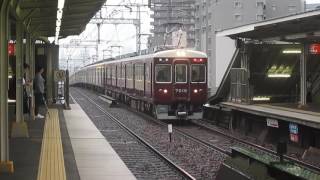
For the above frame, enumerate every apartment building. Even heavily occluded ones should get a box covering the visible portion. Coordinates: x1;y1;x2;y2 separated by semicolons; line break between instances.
195;0;305;94
149;0;196;49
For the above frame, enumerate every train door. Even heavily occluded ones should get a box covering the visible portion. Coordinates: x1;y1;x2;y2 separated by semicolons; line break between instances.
173;59;190;101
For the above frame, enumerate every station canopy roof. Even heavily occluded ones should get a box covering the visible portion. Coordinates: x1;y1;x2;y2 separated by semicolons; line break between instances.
216;10;320;43
17;0;106;38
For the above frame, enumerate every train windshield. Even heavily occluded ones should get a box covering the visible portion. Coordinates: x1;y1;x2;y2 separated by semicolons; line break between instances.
155;65;172;83
175;65;187;83
191;65;206;83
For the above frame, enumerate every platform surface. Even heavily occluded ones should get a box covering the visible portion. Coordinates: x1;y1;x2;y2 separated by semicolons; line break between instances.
63;104;136;180
220;102;320;129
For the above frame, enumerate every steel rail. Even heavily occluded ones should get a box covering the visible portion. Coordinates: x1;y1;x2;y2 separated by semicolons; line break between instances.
194;119;320;173
110;94;320;173
72;89;196;180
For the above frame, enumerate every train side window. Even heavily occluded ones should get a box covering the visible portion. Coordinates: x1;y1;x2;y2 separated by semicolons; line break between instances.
126;64;132;80
175;64;187;83
191;65;206;83
155;65;171;83
145;64;150;81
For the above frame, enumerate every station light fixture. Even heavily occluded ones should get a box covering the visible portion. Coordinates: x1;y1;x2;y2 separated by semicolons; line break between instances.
55;0;65;44
56;20;61;27
58;0;65;9
268;74;291;78
252;96;270;101
282;49;301;54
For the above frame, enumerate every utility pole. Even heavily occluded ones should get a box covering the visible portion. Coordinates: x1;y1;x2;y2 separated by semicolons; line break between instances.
96;10;102;61
136;4;141;54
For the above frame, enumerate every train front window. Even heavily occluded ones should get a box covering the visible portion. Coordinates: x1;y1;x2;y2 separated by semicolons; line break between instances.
191;65;206;83
155;65;171;83
175;65;187;83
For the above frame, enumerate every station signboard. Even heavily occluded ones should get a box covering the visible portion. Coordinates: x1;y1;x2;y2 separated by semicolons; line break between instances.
8;42;15;56
289;123;298;134
309;44;320;55
290;134;299;143
266;118;279;128
289;123;299;143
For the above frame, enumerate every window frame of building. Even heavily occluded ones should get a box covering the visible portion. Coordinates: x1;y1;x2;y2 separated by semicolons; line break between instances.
234;13;242;21
288;5;297;12
234;1;242;8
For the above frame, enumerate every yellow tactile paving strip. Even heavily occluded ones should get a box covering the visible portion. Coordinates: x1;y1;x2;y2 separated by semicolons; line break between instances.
37;109;66;180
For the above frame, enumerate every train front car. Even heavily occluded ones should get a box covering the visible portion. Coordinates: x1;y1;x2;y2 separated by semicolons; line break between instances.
153;49;208;120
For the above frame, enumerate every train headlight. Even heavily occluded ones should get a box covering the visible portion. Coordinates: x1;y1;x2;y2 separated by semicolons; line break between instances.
158;89;168;94
193;89;198;93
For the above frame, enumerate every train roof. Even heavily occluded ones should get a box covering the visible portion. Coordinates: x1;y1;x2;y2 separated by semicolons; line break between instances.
81;49;207;70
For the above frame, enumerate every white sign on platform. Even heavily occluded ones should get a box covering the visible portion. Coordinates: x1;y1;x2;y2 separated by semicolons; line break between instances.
266;118;279;128
54;70;66;82
168;124;173;133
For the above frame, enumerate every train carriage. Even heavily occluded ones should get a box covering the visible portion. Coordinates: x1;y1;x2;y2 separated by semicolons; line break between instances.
70;49;208;120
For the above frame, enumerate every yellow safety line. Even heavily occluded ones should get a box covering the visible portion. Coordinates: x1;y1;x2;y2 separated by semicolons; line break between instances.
37;109;66;180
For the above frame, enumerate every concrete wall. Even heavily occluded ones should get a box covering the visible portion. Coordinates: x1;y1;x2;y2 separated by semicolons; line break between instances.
215;36;236;89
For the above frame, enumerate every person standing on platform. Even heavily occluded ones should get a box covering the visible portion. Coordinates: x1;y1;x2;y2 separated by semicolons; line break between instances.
23;63;32;114
34;66;45;118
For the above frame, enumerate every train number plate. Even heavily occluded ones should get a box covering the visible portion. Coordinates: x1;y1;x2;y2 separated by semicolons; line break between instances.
175;88;187;93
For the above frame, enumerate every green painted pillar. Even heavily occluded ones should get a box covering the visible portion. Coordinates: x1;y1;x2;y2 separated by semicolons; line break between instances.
30;38;35;119
25;33;32;119
300;44;307;106
11;21;29;137
0;0;14;173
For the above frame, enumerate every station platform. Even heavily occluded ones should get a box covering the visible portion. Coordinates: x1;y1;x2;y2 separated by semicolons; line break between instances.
220;102;320;129
0;103;136;180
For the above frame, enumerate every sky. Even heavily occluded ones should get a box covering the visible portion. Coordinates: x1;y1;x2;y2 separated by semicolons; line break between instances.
59;0;151;71
307;0;320;3
60;0;320;72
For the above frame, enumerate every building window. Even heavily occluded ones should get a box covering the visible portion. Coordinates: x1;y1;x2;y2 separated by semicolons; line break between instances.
234;14;242;21
256;1;264;7
208;38;212;45
234;1;242;8
272;5;276;11
256;14;265;21
288;5;296;11
207;50;212;57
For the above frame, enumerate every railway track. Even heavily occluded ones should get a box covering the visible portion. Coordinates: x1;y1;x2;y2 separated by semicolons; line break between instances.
72;88;195;180
116;94;320;174
72;87;227;179
73;87;320;179
192;119;320;172
91;88;320;174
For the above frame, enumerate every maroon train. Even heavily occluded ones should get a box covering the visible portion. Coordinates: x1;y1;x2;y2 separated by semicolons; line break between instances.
70;49;208;120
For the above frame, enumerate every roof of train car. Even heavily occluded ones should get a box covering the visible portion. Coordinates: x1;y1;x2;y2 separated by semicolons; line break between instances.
80;49;207;70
